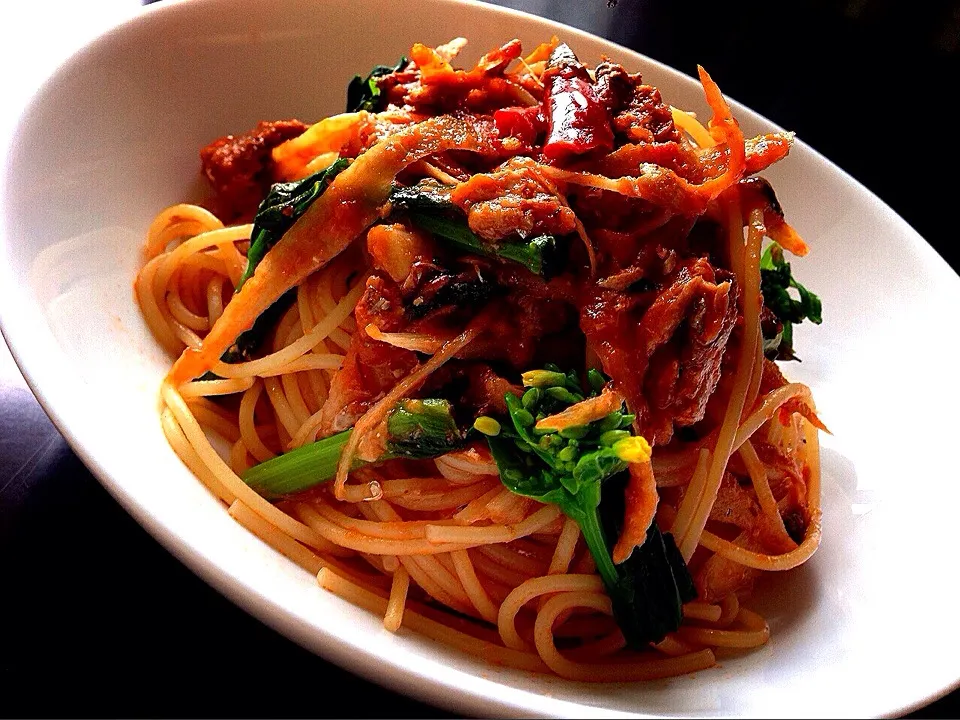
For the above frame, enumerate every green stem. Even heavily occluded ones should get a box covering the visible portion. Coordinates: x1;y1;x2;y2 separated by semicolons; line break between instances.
242;429;354;499
565;484;619;591
241;398;465;499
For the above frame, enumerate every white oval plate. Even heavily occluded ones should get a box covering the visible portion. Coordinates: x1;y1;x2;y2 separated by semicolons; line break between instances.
2;0;960;716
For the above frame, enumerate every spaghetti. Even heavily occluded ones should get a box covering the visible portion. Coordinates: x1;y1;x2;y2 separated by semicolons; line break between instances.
135;37;824;682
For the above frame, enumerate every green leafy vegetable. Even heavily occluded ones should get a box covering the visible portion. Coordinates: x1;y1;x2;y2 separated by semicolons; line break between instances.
237;158;351;292
760;242;823;361
389;180;561;277
202;160;352;374
485;366;696;648
413;213;557;277
598;471;697;645
405;269;496;320
385;398;466;458
242;398;465;498
389;177;454;212
244;427;355;499
219;288;296;364
197;289;297;376
346;57;407;112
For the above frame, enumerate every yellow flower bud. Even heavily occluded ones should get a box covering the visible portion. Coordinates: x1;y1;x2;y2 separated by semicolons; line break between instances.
521;369;567;388
472;416;501;437
612;436;652;464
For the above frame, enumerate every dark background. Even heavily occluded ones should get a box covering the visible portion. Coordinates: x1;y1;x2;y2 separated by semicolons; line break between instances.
2;0;957;717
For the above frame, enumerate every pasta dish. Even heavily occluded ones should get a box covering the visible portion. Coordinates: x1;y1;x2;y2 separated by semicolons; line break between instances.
135;37;825;681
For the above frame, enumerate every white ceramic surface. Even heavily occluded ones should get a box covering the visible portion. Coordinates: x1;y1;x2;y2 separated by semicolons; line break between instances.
3;0;960;717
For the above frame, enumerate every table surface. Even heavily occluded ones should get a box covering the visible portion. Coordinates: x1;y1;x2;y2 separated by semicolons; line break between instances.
3;0;959;716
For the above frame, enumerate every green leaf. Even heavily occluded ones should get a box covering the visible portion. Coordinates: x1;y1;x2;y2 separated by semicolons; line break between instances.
388;178;455;212
219;288;296;364
760;241;823;361
598;472;697;647
346;57;407;113
237;158;350;292
216;160;350;367
793;279;822;324
411;212;556;277
389;180;560;277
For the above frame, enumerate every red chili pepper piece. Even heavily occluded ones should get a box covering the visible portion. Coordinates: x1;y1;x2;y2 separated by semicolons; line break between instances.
494;105;546;147
542;54;614;162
